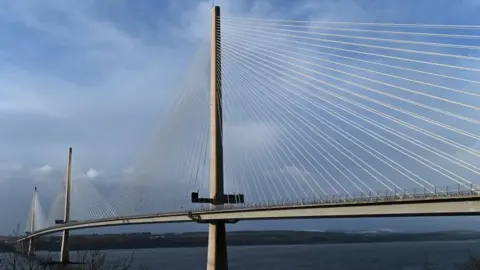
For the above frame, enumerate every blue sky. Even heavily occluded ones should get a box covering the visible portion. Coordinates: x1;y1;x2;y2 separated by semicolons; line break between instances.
1;0;480;234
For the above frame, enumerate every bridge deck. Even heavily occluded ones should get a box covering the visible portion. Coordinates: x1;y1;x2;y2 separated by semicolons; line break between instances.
15;189;480;243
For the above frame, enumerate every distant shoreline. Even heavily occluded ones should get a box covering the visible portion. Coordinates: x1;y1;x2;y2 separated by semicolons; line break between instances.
2;230;480;252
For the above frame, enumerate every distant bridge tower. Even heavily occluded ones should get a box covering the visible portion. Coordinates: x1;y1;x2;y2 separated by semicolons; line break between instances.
60;147;73;264
27;186;37;256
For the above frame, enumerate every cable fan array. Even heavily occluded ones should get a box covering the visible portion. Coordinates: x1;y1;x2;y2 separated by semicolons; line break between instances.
218;16;480;202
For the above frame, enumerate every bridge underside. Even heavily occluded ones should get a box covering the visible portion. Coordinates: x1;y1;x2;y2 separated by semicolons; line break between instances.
17;195;480;243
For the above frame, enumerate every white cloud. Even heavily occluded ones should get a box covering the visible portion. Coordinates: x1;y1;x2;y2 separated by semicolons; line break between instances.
32;165;57;184
86;168;102;180
35;165;54;174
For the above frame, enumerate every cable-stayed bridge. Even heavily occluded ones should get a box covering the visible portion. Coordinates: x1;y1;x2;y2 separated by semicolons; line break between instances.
11;6;480;270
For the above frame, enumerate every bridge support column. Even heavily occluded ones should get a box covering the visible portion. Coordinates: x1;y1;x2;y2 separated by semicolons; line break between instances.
60;147;72;264
207;5;228;270
27;239;34;256
60;229;70;263
207;221;227;270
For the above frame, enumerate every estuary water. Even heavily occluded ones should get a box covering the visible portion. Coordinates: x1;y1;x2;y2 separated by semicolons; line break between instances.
57;240;480;269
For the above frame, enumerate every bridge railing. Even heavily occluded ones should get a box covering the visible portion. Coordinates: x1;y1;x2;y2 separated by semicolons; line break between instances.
174;184;480;214
73;184;480;222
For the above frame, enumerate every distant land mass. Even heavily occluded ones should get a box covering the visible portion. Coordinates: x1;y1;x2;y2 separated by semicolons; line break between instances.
2;230;480;252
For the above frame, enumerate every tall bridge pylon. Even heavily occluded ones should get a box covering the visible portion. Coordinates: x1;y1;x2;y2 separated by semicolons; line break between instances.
207;5;228;270
190;6;244;270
